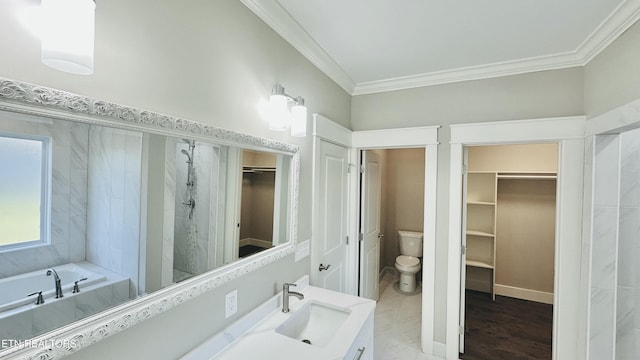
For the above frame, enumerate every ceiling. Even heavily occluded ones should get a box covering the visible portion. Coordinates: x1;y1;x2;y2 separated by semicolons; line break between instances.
241;0;640;95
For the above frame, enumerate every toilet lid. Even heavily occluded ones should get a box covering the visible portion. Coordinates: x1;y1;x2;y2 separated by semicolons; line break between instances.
396;255;420;267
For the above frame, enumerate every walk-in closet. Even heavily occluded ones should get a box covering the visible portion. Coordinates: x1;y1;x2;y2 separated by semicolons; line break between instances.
462;143;557;360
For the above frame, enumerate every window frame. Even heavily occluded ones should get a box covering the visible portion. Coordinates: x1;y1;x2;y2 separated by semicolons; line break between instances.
0;132;52;252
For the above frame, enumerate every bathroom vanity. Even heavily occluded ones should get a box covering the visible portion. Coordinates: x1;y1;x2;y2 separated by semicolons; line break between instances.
182;276;375;360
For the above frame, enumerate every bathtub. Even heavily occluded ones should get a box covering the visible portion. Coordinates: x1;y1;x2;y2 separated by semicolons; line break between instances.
0;263;106;313
0;262;130;345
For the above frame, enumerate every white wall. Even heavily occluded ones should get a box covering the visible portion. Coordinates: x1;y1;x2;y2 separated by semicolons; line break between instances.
0;0;350;359
585;20;640;118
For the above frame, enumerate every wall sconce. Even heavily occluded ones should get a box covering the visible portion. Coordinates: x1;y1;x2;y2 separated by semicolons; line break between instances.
41;0;96;75
269;84;307;137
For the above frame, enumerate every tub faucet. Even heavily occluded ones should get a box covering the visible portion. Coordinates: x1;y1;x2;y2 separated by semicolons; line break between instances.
46;268;63;298
282;283;304;313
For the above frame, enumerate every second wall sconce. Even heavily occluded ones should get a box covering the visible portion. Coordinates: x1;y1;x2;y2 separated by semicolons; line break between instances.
269;84;307;137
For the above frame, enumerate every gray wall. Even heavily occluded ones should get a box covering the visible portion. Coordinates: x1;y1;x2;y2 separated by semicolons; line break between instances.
585;20;640;118
0;0;350;359
352;67;584;343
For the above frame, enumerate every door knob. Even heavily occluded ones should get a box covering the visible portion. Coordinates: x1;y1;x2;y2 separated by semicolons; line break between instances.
319;263;331;271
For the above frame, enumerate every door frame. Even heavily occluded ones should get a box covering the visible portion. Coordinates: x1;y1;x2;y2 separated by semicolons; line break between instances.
311;114;357;293
446;116;586;360
313;114;439;353
351;125;439;355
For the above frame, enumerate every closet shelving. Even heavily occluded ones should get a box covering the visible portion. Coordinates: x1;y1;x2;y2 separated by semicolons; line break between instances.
465;172;497;299
465;171;557;300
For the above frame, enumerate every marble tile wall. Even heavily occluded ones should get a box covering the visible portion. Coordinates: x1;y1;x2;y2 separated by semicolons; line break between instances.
86;126;142;297
590;129;640;360
590;134;619;360
616;128;640;360
172;142;217;279
0;115;88;278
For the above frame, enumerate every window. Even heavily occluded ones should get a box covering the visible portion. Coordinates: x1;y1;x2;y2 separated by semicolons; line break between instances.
0;133;50;250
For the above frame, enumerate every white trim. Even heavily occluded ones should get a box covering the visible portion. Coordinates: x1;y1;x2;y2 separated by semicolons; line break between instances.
350;126;439;358
450;116;586;144
494;284;554;305
238;0;355;94
240;0;640;95
352;52;583;95
312;113;352;147
447;118;586;360
586;97;640;135
351;126;440;148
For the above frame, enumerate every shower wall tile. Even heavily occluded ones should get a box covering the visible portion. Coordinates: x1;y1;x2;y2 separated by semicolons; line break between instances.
590;287;615;360
594;135;620;207
0;118;89;278
86;127;142;295
591;206;618;290
618;207;638;287
620;129;640;207
616;286;634;360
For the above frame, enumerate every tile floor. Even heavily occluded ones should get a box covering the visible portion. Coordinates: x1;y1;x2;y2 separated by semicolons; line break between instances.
374;271;433;360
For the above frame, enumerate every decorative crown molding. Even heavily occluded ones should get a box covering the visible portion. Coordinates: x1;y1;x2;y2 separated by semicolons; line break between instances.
239;0;356;94
241;0;640;96
0;77;300;360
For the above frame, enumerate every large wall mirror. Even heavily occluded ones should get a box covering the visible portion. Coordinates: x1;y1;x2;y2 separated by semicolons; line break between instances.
0;78;299;359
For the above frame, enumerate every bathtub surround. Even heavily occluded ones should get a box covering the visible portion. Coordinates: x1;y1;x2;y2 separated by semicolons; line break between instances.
86;126;143;299
0;113;88;279
0;262;128;346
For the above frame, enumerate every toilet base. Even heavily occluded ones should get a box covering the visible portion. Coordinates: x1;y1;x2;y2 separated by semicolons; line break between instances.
398;271;418;293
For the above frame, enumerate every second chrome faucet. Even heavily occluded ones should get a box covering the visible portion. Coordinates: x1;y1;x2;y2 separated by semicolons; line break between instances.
282;283;304;313
46;268;64;298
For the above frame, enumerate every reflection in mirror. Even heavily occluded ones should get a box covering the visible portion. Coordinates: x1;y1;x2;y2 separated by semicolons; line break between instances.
0;111;294;350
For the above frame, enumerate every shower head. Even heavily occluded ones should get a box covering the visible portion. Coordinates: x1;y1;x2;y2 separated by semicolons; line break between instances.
181;149;192;163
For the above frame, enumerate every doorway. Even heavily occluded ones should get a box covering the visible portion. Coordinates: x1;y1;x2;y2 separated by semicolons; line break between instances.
460;143;557;359
446;116;586;360
358;148;426;300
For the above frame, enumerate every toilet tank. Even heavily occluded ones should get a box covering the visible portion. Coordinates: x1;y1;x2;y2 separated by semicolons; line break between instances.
397;230;424;257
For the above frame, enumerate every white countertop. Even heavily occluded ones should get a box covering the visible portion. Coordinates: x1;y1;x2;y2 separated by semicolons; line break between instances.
181;276;376;360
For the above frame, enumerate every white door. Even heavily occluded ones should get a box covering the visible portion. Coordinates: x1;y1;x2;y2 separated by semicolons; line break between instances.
313;140;349;292
359;150;381;300
459;148;469;353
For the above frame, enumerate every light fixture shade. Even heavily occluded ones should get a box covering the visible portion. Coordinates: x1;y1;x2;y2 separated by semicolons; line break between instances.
290;103;307;137
41;0;96;75
268;93;289;131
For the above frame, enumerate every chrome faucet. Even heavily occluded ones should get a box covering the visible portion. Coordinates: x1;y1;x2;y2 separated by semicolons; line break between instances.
282;283;304;313
46;268;63;298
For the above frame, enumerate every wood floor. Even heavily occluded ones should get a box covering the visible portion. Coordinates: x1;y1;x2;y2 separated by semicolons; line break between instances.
460;290;553;360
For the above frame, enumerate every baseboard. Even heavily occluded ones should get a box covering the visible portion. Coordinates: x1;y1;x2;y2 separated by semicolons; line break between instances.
380;266;398;278
465;279;492;293
239;238;272;249
494;284;554;304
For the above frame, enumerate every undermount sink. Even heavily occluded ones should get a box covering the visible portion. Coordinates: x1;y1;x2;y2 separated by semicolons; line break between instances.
275;301;351;347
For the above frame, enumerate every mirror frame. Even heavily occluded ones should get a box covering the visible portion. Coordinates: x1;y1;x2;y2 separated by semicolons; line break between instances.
0;77;299;360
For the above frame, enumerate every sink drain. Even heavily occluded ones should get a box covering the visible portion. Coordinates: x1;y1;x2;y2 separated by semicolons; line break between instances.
301;339;312;345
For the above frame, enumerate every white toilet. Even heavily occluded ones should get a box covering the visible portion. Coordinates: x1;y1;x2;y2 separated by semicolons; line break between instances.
395;230;423;293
